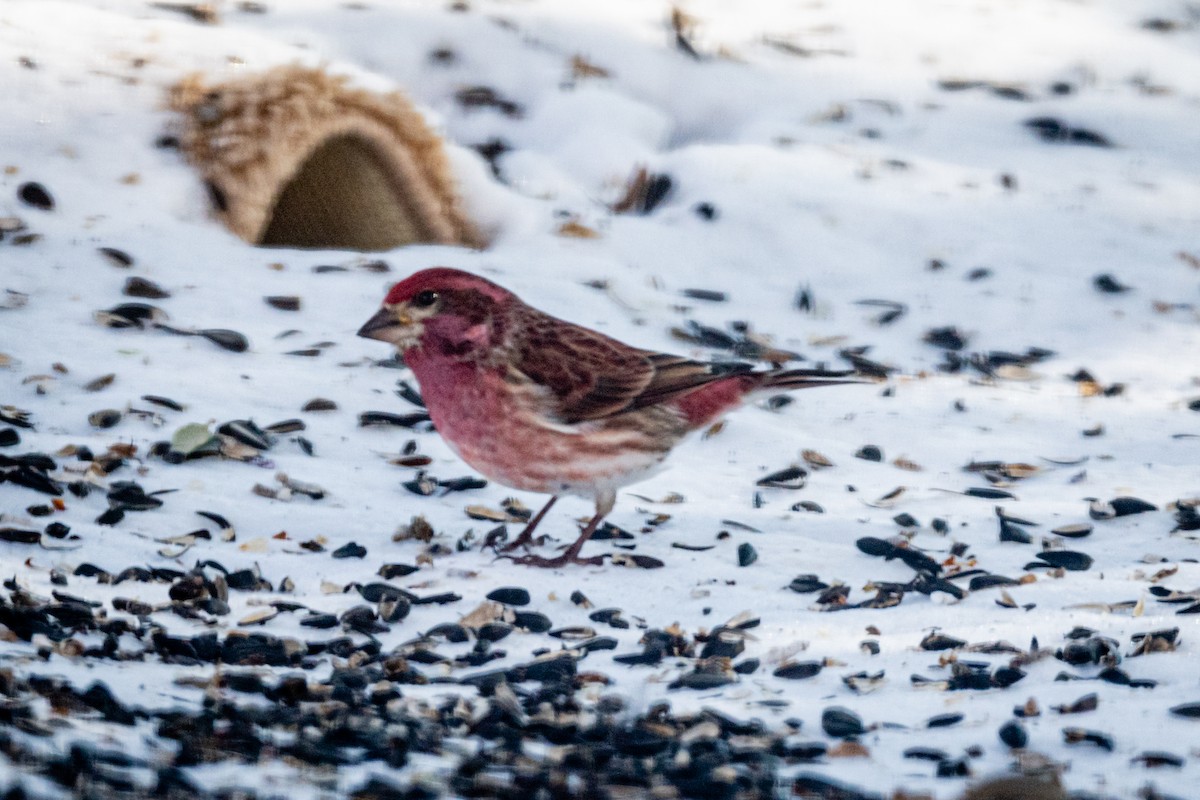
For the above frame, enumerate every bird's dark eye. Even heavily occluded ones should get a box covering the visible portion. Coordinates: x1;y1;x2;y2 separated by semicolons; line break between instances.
412;290;439;308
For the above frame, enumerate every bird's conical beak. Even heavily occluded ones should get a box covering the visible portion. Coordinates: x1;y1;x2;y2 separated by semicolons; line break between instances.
357;307;403;343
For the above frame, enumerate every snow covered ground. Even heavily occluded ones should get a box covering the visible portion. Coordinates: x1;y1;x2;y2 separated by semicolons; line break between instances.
1;0;1199;797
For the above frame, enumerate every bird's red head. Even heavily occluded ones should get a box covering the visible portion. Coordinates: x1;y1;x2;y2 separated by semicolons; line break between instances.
358;267;514;356
381;267;512;306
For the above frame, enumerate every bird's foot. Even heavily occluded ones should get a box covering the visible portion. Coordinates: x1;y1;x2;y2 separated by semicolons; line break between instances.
504;551;607;568
492;501;607;567
508;551;604;568
486;496;558;554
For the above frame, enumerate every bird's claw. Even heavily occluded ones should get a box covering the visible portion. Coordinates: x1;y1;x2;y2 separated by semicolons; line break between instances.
493;535;537;554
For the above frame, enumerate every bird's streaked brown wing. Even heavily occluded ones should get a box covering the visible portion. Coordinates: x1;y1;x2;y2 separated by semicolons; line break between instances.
511;307;751;424
622;353;753;414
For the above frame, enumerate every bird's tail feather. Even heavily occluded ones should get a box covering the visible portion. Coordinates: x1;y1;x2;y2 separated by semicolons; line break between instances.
758;368;876;391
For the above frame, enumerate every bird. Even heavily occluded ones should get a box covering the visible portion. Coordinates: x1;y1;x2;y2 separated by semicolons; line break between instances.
358;267;867;567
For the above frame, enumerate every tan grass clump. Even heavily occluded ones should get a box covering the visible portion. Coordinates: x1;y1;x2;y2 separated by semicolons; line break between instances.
170;65;483;251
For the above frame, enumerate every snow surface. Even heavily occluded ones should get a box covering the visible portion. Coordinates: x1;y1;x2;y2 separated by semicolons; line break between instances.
1;0;1199;797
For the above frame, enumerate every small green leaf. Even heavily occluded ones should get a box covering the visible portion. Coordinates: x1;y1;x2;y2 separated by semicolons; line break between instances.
172;423;215;455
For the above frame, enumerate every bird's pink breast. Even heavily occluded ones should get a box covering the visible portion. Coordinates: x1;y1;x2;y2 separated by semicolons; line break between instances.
403;348;674;499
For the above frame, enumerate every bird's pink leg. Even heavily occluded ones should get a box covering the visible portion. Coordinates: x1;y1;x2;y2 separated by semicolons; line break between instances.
496;495;558;552
508;509;608;568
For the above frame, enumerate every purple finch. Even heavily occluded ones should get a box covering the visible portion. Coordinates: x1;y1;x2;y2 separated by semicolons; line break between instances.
359;267;864;567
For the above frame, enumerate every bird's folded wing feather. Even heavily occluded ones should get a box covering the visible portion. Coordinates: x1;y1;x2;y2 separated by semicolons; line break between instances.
512;313;751;424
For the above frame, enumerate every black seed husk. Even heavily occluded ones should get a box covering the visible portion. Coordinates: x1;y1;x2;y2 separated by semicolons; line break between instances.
1169;702;1200;719
855;444;883;461
265;295;301;311
774;661;823;680
18;182;54;210
0;527;40;544
821;706;865;738
331;542;367;559
926;713;963;728
486;587;531;606
1035;550;1093;571
123;277;171;299
998;720;1028;748
920;632;966;651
